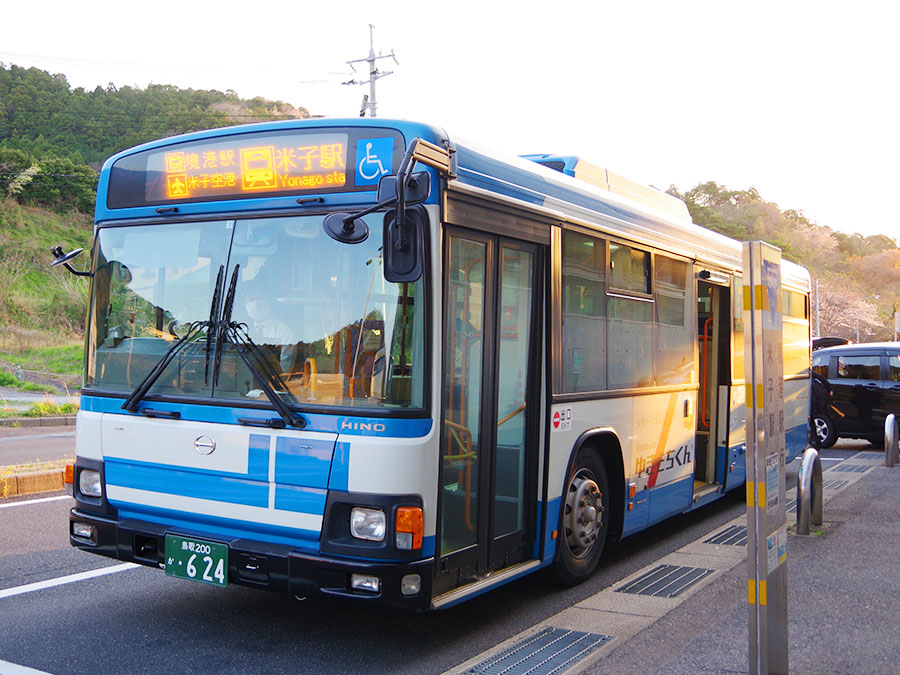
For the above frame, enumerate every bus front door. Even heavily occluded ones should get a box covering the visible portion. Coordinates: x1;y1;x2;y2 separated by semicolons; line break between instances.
436;229;542;594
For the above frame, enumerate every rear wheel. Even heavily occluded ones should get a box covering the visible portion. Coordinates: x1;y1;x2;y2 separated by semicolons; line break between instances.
812;413;837;449
552;448;609;586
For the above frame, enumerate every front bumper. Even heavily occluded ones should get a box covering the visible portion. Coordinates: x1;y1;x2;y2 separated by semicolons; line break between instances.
69;508;434;609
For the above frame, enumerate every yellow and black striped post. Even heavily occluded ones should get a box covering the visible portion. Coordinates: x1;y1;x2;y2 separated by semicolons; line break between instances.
743;241;788;674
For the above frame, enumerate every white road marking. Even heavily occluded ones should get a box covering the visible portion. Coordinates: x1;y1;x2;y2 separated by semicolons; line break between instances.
0;659;53;674
0;432;75;443
0;563;139;600
0;495;71;509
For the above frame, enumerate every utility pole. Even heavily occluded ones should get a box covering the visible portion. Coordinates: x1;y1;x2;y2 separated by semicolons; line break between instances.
343;25;398;117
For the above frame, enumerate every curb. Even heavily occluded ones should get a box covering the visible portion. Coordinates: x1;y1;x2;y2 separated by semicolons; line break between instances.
1;468;66;499
0;416;77;428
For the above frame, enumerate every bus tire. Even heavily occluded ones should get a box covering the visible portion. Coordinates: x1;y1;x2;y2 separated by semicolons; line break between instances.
552;447;609;586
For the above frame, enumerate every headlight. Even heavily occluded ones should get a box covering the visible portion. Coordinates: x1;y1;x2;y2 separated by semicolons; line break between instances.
350;507;386;541
79;469;102;498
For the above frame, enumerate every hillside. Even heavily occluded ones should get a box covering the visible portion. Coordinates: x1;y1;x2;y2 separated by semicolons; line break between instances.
0;62;898;385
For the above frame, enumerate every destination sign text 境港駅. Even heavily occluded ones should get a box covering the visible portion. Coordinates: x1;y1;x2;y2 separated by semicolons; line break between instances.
159;135;348;200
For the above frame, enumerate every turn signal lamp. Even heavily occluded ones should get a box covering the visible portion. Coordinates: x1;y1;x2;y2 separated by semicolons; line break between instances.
65;463;74;496
395;506;423;550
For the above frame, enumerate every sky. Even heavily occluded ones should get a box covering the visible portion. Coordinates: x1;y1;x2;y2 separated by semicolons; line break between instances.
3;1;898;241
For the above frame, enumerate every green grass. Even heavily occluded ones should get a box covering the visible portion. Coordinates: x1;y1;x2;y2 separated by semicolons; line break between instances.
0;344;83;376
0;369;58;393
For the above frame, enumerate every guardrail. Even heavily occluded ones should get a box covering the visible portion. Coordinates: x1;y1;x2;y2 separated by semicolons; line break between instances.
885;414;899;468
796;447;823;536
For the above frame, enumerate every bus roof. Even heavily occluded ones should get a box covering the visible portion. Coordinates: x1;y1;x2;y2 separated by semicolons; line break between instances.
94;117;810;291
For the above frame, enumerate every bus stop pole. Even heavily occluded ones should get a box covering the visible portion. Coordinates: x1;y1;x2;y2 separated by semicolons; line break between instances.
743;241;789;674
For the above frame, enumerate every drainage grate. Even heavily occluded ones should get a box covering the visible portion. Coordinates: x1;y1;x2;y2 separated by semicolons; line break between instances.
828;463;869;473
823;479;849;491
464;626;614;675
616;564;713;598
704;524;747;546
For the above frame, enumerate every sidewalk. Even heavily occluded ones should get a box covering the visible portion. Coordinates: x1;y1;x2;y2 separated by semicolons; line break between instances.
584;449;900;674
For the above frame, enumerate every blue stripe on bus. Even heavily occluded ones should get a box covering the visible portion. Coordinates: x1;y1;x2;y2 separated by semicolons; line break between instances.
648;475;693;525
248;433;270;480
105;459;269;509
79;395;433;438
274;436;334;489
785;423;807;462
543;497;560;561
103;451;269;484
274;484;328;515
329;442;351;491
115;505;321;550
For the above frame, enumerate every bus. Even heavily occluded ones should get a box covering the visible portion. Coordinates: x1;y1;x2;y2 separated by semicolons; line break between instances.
59;118;811;610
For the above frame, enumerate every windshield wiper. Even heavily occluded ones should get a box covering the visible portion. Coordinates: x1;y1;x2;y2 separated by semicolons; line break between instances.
223;322;305;429
204;264;225;384
121;262;304;428
123;264;225;413
212;264;239;387
121;320;208;413
207;264;304;429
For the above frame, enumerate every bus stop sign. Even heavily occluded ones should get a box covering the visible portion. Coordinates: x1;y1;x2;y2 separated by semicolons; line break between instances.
743;241;788;674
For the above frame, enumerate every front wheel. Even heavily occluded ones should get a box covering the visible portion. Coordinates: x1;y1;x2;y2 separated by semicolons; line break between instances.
812;413;838;449
552;448;609;586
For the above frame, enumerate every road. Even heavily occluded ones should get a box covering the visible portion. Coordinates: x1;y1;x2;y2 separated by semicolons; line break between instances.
0;427;75;468
0;445;862;675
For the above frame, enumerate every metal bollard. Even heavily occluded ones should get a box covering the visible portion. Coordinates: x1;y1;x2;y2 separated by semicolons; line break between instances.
886;414;899;468
796;447;823;536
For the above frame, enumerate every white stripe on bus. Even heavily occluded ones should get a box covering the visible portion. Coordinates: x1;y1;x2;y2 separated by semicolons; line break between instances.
106;484;323;532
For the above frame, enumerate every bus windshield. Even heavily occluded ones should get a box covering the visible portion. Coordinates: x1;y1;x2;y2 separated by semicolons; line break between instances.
85;214;425;410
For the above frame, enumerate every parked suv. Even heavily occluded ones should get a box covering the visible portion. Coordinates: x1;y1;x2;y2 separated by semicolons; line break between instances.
810;342;900;447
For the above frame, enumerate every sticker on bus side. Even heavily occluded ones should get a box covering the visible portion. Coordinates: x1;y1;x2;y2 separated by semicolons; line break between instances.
551;406;572;432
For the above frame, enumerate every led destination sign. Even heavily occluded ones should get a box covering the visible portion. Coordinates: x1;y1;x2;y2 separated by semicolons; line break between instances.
106;127;404;209
161;134;348;200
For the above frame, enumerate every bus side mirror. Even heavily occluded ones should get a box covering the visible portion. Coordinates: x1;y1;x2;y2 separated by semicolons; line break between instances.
376;171;431;205
383;205;425;283
49;245;92;277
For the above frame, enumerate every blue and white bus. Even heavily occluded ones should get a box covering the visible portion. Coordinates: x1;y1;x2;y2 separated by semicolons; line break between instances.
62;118;811;609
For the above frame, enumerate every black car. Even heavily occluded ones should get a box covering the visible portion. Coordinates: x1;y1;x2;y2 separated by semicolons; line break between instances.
810;342;900;447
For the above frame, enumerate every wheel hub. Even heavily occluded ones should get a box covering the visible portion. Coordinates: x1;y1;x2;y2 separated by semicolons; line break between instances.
815;418;828;442
564;469;603;558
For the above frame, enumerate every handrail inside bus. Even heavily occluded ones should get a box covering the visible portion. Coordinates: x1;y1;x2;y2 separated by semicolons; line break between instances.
700;316;713;430
497;403;526;427
443;419;476;531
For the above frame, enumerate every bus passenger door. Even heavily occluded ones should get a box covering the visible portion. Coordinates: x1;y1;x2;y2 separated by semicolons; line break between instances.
436;229;542;594
695;275;731;496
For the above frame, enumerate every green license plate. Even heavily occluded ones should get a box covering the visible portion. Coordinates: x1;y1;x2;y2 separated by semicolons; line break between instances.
164;534;228;587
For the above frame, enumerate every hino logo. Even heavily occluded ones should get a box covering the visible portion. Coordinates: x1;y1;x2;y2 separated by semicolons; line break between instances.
340;420;386;432
193;435;216;455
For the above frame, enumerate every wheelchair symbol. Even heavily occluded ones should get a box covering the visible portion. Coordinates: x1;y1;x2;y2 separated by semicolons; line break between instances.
358;142;389;181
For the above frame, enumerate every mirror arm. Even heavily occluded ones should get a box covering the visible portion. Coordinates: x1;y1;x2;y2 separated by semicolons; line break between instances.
342;194;397;230
62;262;92;278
